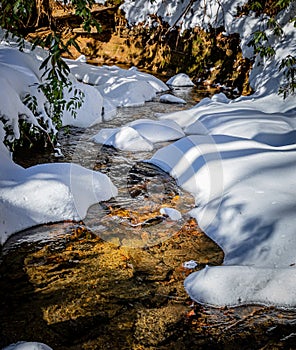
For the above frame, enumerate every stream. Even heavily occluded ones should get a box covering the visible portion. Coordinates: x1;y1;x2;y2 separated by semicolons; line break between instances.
1;86;296;349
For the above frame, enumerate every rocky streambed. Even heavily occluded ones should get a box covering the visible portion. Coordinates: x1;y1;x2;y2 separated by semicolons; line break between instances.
1;211;296;349
0;215;223;349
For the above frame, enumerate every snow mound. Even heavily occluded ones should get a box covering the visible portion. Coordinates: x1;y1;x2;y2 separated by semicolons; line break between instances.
166;73;195;87
93;119;185;151
0;126;117;245
0;35;169;134
128;119;185;143
93;126;153;151
3;342;53;350
96;79;157;107
159;94;186;104
185;266;296;307
62;81;103;127
0;47;48;140
0;45;103;132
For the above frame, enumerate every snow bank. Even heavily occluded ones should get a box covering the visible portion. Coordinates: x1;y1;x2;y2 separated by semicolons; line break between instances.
0;43;103;132
0;122;117;245
93;118;185;151
161;92;296;137
121;0;296;97
0;32;169;245
0;33;168;134
62;81;104;127
166;73;195;87
230;9;296;95
67;61;168;115
0;47;50;140
148;90;296;307
121;0;248;32
65;60;168;125
185;266;296;307
0;41;119;246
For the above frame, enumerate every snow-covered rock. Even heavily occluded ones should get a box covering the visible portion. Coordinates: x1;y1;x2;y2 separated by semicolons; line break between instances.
93;118;185;151
160;207;182;221
3;342;53;350
166;73;195;87
92;126;154;151
159;94;186;104
127;119;185;143
0;122;117;245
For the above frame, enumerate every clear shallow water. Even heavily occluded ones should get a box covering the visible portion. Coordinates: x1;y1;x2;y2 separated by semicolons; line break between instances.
12;86;204;248
4;86;296;349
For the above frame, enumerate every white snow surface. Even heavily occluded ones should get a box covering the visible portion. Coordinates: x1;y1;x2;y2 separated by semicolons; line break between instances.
160;207;182;221
0;31;168;134
159;94;186;104
149;90;296;307
0;42;103;132
0;123;117;245
93;118;185;151
3;342;53;350
66;61;168;117
93;126;154;151
166;73;195;87
121;0;248;32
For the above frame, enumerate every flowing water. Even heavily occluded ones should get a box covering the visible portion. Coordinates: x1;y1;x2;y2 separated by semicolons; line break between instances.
1;87;296;349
